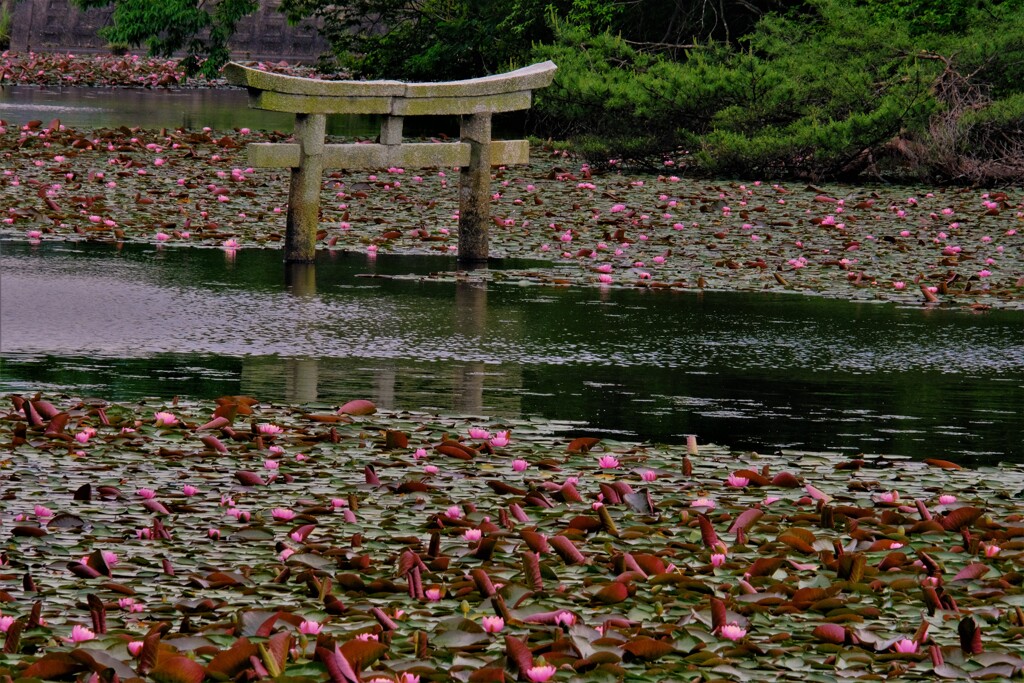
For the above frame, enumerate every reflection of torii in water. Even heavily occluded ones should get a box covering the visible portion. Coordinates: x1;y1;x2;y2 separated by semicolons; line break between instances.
451;279;488;416
367;279;490;416
273;266;495;415
282;262;319;403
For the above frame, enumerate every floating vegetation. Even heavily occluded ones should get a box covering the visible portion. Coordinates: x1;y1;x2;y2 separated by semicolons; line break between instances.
2;394;1023;681
1;121;1021;310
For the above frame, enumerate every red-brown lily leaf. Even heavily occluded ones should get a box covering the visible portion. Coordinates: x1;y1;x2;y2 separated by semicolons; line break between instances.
234;470;265;486
952;562;990;582
940;507;984;531
812;623;848;645
150;652;206;683
436;443;474;460
698;514;719;549
394;480;434;494
264;631;292;674
728;508;764;535
746;556;786;578
622;636;674;661
338;399;376;416
206;637;259;679
592;582;630;604
566;437;601;453
385;429;409;449
924;458;962;470
318;646;360;683
771;472;802;488
338;638;388;671
504;635;533;676
733;469;772;486
21;652;84;680
778;528;817;554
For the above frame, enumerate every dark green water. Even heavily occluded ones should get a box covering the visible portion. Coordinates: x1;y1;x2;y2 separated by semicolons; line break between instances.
0;85;489;137
2;240;1022;464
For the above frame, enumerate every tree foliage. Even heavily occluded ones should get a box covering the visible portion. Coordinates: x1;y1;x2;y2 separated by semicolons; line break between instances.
73;0;258;77
531;0;1024;182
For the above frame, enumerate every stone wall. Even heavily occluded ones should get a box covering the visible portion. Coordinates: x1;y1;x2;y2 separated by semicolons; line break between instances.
10;0;329;63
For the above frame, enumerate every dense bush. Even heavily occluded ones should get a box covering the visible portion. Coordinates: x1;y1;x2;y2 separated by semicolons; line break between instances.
532;0;1024;183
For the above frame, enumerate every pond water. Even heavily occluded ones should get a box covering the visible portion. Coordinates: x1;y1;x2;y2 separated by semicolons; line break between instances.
0;85;489;137
2;240;1022;465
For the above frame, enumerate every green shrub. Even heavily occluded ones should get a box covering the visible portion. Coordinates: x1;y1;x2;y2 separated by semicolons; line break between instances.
530;0;1024;182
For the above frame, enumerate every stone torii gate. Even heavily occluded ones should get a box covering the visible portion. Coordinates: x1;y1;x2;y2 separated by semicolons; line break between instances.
223;61;557;263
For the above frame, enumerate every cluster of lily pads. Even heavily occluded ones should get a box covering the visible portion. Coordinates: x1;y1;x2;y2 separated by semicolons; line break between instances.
1;394;1023;681
1;114;1020;309
0;52;189;88
0;52;328;88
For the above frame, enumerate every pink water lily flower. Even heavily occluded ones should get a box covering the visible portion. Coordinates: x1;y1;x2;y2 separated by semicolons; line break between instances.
68;625;96;643
463;528;482;541
877;490;900;504
482;616;504;633
425;588;443;601
299;620;322;635
468;427;490;440
554;611;576;627
271;507;296;521
597;455;620;469
258;423;283;435
526;664;557;682
489;431;510;448
153;411;177;427
127;640;144;656
893;638;918;654
512;459;529;472
719;623;747;641
0;616;16;633
726;474;749;488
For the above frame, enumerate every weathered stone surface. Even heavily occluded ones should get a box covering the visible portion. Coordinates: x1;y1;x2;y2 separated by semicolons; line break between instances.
248;91;395;115
247;140;529;170
379;116;404;145
391;91;532;116
458;113;493;263
225;61;556;103
285;113;326;263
